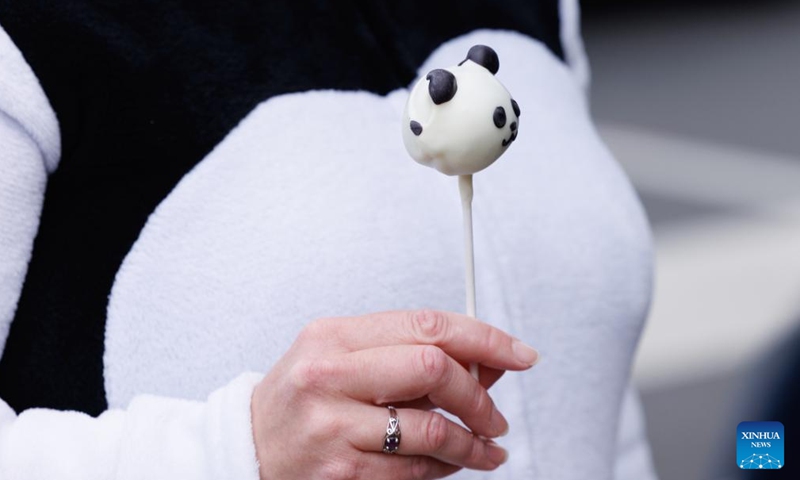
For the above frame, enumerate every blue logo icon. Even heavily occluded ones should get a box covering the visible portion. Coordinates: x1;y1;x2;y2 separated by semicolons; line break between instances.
737;421;784;469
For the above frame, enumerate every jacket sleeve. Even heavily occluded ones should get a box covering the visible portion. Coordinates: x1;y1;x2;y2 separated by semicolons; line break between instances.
0;372;263;480
0;24;262;480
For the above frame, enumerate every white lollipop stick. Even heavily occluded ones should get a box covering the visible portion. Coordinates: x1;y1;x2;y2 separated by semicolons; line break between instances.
401;44;521;384
459;174;479;380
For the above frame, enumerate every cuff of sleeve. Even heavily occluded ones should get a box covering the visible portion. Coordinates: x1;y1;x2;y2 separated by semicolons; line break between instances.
120;372;264;480
205;372;264;480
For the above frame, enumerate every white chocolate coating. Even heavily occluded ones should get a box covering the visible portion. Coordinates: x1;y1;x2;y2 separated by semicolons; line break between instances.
402;60;519;176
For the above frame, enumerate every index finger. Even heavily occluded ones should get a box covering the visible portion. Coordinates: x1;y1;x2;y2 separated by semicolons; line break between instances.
308;310;539;371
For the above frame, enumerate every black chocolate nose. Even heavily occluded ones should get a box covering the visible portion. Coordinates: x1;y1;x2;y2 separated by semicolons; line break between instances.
510;121;517;132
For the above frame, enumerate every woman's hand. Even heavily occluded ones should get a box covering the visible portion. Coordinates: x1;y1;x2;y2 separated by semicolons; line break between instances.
251;310;539;480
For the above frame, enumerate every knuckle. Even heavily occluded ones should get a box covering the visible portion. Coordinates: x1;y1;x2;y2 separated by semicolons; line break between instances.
288;358;335;393
423;412;450;452
467;436;487;465
469;388;491;418
409;455;432;480
308;404;345;440
321;456;361;480
481;326;504;355
297;319;326;344
409;309;448;343
416;345;449;384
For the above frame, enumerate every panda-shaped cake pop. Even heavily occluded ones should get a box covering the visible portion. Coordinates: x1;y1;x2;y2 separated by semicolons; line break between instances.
401;45;521;380
402;45;520;176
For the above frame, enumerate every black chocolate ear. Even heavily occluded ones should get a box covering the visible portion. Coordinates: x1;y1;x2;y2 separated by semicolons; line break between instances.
462;45;499;75
426;69;458;105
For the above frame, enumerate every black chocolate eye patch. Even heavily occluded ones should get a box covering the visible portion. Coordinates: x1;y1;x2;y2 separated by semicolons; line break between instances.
493;106;506;128
511;99;520;117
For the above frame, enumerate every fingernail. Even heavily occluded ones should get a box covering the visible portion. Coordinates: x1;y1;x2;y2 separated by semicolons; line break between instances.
498;422;509;437
492;409;509;438
485;440;508;465
512;339;539;366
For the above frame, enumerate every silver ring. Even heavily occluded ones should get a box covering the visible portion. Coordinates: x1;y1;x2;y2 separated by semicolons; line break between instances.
383;406;401;454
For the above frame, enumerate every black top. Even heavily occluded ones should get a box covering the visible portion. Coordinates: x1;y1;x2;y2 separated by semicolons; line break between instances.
0;0;563;416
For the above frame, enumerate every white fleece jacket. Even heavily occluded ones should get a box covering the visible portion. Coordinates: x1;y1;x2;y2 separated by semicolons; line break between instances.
0;9;658;480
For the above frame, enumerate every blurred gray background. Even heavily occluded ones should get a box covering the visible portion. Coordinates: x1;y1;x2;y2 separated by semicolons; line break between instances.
581;1;800;478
